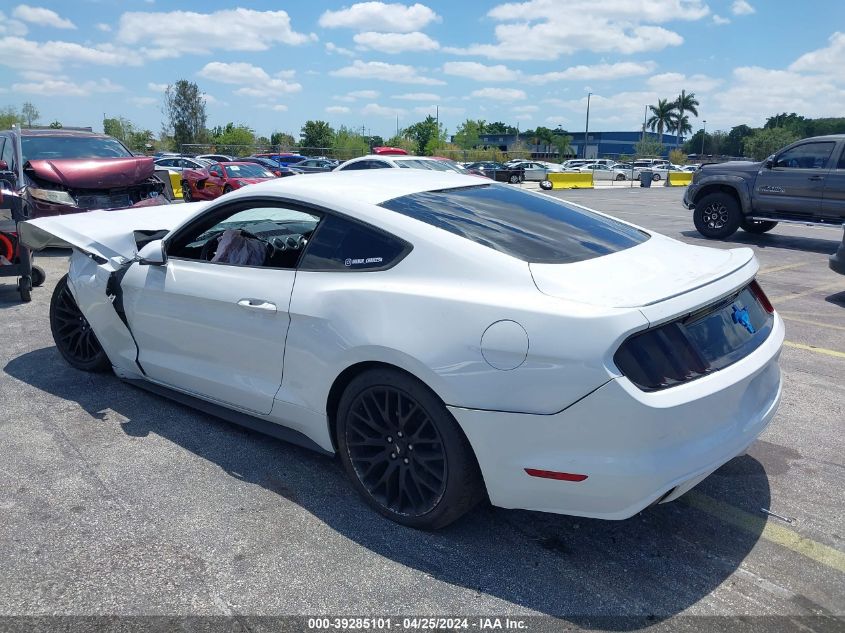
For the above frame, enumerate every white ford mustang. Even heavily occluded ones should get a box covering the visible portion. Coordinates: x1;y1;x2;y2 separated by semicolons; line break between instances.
21;171;784;529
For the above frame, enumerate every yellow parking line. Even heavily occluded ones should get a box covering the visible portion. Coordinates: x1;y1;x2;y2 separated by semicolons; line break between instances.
780;315;845;332
683;491;845;573
769;281;845;303
783;340;845;359
758;262;808;275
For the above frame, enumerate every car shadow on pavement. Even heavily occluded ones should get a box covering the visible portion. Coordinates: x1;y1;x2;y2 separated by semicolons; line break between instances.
5;347;771;628
680;230;841;256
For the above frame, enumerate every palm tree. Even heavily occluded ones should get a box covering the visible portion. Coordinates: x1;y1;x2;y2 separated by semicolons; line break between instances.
675;90;699;147
647;98;677;139
669;114;693;142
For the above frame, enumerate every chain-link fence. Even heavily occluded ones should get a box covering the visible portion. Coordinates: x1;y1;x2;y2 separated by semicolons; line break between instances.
179;144;369;161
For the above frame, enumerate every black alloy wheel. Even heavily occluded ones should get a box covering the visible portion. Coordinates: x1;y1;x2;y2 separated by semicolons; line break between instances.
50;275;111;372
337;369;483;529
181;181;192;202
693;192;741;239
508;173;521;184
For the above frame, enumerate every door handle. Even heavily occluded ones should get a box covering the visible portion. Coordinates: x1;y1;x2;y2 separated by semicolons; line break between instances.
808;175;824;181
237;299;277;312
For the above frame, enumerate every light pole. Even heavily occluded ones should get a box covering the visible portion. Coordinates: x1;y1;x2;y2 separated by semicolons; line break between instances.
583;92;592;158
700;120;707;155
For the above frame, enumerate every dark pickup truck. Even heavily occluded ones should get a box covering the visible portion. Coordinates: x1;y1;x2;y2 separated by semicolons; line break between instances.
683;134;845;239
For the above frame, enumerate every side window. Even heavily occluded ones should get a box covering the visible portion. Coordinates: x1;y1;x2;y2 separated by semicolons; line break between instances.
209;166;222;177
339;161;368;171
775;142;835;169
1;136;15;170
299;214;410;271
167;204;322;269
837;147;845;170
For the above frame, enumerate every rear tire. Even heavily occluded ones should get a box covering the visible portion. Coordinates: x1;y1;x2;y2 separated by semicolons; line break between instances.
223;185;233;194
181;182;192;202
31;265;46;287
693;192;741;239
540;179;553;190
652;173;661;181
50;275;111;372
336;368;484;530
18;276;31;302
615;173;626;181
508;174;520;184
741;219;778;234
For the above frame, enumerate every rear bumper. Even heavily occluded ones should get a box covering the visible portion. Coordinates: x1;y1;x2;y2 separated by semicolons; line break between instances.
450;314;784;519
830;230;845;275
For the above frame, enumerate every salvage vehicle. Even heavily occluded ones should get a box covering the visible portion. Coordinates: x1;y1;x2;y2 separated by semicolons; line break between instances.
685;135;845;239
181;161;277;202
239;156;301;178
0;128;168;218
464;161;524;184
20;171;784;529
154;156;214;172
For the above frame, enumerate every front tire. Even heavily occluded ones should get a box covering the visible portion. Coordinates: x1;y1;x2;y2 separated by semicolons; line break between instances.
652;173;661;181
741;219;778;234
223;185;233;194
508;174;520;184
181;182;192;202
615;173;626;181
694;192;741;239
336;368;483;529
50;275;111;372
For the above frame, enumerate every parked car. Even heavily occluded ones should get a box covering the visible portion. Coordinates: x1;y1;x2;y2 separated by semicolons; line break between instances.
154;156;214;172
561;159;589;170
684;134;845;239
181;161;277;202
239;156;300;177
21;170;783;529
372;146;408;156
510;161;550;182
577;164;627;181
196;154;235;163
335;155;464;173
254;153;307;166
0;128;167;219
295;158;338;174
613;163;644;180
464;161;524;183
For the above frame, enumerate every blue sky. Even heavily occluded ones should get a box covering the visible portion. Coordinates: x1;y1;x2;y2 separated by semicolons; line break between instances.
1;0;843;140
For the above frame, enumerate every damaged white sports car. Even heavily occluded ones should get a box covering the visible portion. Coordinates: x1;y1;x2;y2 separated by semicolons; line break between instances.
21;170;784;529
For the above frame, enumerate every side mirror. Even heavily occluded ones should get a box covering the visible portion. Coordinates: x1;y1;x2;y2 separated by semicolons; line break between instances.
137;239;166;266
765;157;774;169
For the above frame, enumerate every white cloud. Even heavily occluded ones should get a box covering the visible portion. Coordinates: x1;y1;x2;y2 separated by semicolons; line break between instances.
470;87;526;101
197;62;302;99
354;31;439;54
325;42;354;56
0;12;28;36
412;104;463;115
201;93;222;105
148;82;168;92
319;3;440;32
116;9;314;55
361;103;407;117
326;106;351;113
12;4;75;29
731;1;755;15
646;72;723;94
712;14;730;25
445;0;707;60
12;78;123;97
0;36;133;71
96;23;112;32
330;60;445;85
128;96;157;107
442;61;520;82
528;61;656;83
392;92;440;100
333;89;380;102
789;31;845;76
512;105;539;113
257;104;289;112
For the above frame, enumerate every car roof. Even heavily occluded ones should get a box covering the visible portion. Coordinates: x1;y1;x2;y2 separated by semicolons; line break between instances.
13;129;112;139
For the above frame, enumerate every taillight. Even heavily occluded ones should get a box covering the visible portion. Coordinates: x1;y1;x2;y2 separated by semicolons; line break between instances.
750;279;774;314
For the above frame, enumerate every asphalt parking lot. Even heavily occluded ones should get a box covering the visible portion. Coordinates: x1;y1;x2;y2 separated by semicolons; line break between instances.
0;186;843;631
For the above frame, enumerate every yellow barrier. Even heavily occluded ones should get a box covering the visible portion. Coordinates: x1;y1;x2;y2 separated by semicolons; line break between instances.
667;171;693;187
169;171;183;199
547;172;594;189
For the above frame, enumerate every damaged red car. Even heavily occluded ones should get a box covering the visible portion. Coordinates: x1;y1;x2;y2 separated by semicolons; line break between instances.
181;161;278;202
0;129;168;218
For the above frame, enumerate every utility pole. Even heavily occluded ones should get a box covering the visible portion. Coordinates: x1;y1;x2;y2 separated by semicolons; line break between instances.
701;120;707;156
642;105;648;141
435;105;439;153
583;92;592;159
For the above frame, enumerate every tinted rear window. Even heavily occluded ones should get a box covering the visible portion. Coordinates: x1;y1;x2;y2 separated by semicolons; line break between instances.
380;184;648;264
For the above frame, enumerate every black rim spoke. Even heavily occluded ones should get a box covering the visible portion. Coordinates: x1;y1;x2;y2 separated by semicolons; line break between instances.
346;385;447;517
53;283;102;363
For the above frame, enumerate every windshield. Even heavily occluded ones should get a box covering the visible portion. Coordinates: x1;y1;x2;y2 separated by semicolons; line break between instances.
223;164;275;178
396;159;454;172
22;136;132;161
381;184;648;264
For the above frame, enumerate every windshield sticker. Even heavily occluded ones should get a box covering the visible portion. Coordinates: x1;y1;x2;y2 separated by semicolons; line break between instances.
344;257;383;267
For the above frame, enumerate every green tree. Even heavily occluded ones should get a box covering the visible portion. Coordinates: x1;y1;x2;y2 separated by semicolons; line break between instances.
0;106;22;129
300;120;335;150
127;129;154;153
764;112;805;131
674;90;699;147
21;101;39;128
48;120;62;129
722;124;754;157
210;123;256;155
404;115;446;155
103;116;133;141
453;119;486;150
634;134;665;157
669;113;693;140
743;127;800;161
668;149;687;165
270;131;296;148
331;126;369;159
647;98;676;138
551;133;573;157
163;80;208;151
484;121;517;135
383;134;417;154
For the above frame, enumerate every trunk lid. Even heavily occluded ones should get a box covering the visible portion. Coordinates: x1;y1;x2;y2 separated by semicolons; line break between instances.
19;202;206;263
530;234;757;322
27;157;155;189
